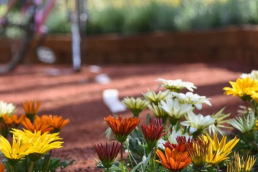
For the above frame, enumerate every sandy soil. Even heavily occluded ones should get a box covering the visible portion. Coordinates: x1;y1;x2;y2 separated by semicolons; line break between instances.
0;62;255;171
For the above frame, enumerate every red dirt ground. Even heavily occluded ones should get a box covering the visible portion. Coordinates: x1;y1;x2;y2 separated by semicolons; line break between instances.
0;62;255;171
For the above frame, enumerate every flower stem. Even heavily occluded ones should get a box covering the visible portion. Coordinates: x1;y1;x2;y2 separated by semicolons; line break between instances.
29;161;35;172
152;147;157;171
11;165;15;172
125;140;133;168
25;156;28;172
120;142;125;172
42;150;52;172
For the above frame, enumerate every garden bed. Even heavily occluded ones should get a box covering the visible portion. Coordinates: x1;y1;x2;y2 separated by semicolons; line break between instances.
0;62;254;171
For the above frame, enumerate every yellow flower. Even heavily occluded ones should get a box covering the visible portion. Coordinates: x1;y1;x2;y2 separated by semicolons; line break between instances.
227;152;256;172
186;138;209;169
11;129;63;155
0;135;36;163
204;133;239;165
223;77;258;99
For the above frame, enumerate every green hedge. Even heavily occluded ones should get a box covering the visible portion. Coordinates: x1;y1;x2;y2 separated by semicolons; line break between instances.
45;0;258;35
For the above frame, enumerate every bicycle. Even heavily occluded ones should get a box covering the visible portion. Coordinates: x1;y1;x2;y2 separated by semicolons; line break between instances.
0;0;87;75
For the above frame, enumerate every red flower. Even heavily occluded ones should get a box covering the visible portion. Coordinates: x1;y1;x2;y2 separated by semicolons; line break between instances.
141;118;167;149
104;115;140;143
94;142;121;169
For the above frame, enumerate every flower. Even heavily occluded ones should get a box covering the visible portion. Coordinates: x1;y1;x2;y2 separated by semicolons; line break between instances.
208;108;231;136
181;112;215;133
142;90;171;104
104;115;140;143
94;142;121;169
160;98;193;124
176;92;211;110
156;147;191;171
141;118;167;149
23;100;41;121
227;152;256;172
186;138;208;169
22;116;53;133
0;101;16;117
148;103;167;122
122;97;149;117
156;78;196;92
164;136;192;152
204;133;239;165
240;70;258;80
3;114;25;126
0;135;36;165
223;77;258;99
168;127;192;144
12;129;63;160
41;115;69;132
0;163;4;172
227;111;256;133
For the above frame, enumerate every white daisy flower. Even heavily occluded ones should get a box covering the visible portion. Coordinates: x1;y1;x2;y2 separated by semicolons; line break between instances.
240;70;258;80
160;98;194;120
122;97;149;117
143;90;171;104
176;92;211;110
227;111;256;133
168;128;192;144
156;78;196;92
148;103;167;119
0;101;16;116
181;112;215;133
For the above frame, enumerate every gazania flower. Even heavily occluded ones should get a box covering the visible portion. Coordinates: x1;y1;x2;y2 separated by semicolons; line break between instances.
227;152;256;172
3;114;25;126
208;108;231;135
223;77;258;99
186;138;208;169
104;115;140;143
0;135;36;165
168;128;192;144
181;112;215;134
41;115;69;132
160;98;193;124
94;142;121;169
176;92;211;110
23;100;41;121
156;78;196;92
148;103;168;123
0;163;4;172
143;90;171;104
204;133;239;165
0;101;16;117
164;136;192;152
141;118;167;149
241;70;258;80
227;111;256;133
22;116;53;133
12;129;63;160
122;97;149;117
156;147;191;171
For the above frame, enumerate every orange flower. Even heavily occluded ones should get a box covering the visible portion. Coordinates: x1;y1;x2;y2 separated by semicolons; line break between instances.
104;115;140;143
22;116;53;133
3;114;25;126
0;163;4;172
156;147;191;172
41;115;69;132
23;100;41;119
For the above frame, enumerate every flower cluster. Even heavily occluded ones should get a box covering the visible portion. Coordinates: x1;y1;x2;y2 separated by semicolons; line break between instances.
95;75;258;172
0;100;71;172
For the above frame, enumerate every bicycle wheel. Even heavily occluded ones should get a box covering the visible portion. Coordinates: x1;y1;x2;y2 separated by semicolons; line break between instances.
0;20;33;75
